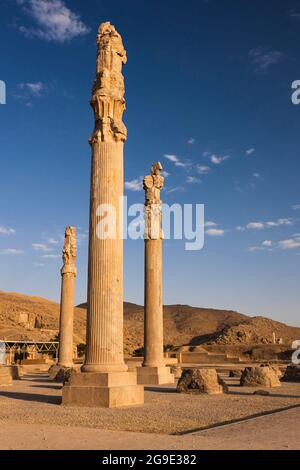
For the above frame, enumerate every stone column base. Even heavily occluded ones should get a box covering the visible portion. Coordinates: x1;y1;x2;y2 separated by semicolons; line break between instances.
137;366;175;385
0;366;13;387
62;371;144;408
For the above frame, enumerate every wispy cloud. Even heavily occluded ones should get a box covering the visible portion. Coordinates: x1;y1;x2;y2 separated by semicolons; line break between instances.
205;221;218;228
0;248;24;255
32;243;54;252
47;237;59;245
262;240;273;247
292;204;300;211
42;253;60;259
244;218;293;230
167;186;185;194
186;176;201;184
246;148;255;156
188;138;195;145
206;228;225;237
248;240;273;253
210;154;230;165
278;237;300;250
164;154;191;169
250;235;300;252
197;165;211;175
17;0;91;43
249;47;285;73
125;177;143;192
0;226;16;235
18;82;45;97
289;9;300;21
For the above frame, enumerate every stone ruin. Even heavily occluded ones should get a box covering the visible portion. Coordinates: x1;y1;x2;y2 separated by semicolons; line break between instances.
177;368;228;395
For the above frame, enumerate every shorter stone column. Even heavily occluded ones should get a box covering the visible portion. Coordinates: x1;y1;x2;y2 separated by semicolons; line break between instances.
137;163;174;385
58;227;77;368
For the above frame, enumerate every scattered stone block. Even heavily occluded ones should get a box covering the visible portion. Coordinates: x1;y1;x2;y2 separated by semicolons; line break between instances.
177;368;228;395
240;366;281;387
281;365;300;383
253;389;270;396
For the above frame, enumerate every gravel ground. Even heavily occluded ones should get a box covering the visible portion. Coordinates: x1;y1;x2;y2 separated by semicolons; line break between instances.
0;373;299;435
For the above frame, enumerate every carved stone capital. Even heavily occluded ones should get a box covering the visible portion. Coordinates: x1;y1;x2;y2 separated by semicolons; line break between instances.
144;163;164;240
90;22;127;144
61;226;77;277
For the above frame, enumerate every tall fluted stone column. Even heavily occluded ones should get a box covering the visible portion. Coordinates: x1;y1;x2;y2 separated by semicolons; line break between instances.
137;163;174;385
62;22;144;407
58;227;77;368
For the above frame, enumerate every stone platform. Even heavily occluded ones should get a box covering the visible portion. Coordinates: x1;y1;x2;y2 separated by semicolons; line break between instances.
137;366;174;385
62;371;144;408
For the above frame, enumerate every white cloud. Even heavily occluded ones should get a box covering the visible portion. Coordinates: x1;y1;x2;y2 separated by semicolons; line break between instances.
18;82;45;97
210;154;230;165
253;173;261;179
167;186;185;194
246;222;265;230
206;228;224;237
0;226;16;235
0;248;24;255
246;148;255;156
245;218;293;230
164;154;179;163
202;151;211;157
188;138;195;145
42;254;60;259
186;176;201;184
262;240;273;247
248;246;264;253
164;154;190;169
205;221;218;228
197;165;211;175
236;225;246;232
278;238;300;250
18;0;91;43
249;47;285;73
161;171;170;178
292;204;300;210
32;243;53;252
125;177;143;192
47;237;59;245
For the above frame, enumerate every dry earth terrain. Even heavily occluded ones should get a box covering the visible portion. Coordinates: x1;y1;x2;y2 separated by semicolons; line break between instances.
1;291;300;355
0;372;299;449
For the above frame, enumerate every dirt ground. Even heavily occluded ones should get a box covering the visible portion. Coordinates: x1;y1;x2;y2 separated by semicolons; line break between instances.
0;372;300;449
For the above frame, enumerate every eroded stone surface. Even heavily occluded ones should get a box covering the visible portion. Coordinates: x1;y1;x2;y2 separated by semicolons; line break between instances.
240;366;281;387
281;365;300;382
177;368;228;395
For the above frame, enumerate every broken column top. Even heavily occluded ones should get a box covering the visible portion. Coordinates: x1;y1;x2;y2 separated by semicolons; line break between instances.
91;21;127;144
61;226;77;276
143;162;165;206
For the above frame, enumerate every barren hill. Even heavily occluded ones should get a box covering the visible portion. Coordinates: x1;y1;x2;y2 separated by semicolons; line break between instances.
0;291;299;354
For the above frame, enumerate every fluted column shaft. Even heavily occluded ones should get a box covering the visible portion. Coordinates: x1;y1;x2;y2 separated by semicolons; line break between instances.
143;238;165;367
58;272;75;367
83;141;127;373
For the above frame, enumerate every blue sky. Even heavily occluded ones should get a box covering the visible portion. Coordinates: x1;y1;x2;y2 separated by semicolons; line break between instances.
0;0;300;326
